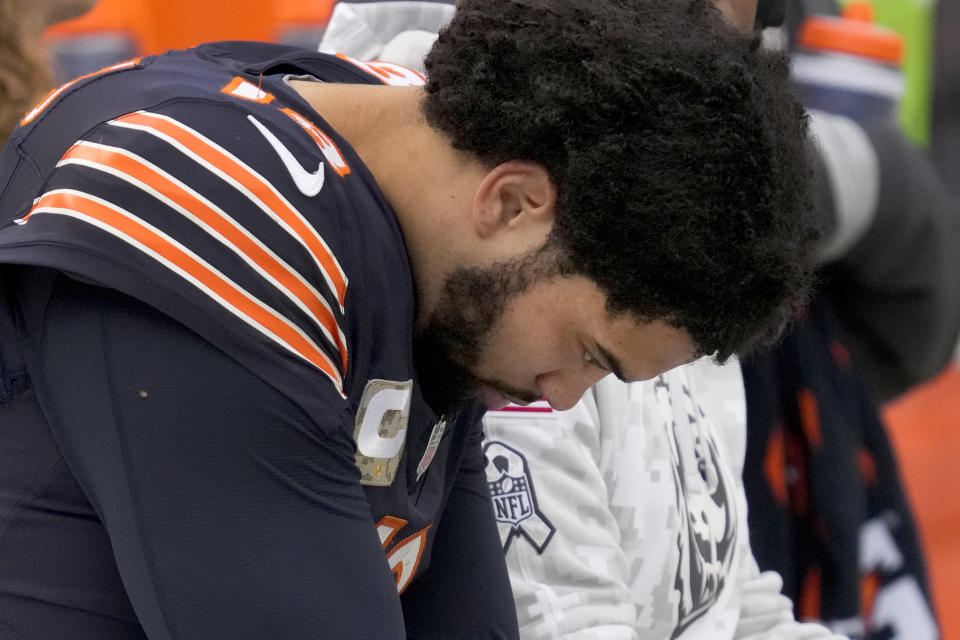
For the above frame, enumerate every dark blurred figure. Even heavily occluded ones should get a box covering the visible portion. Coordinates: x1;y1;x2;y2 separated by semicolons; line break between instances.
743;0;959;637
932;0;960;197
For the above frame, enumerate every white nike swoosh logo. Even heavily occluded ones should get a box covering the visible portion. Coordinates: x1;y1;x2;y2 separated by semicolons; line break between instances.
247;115;325;197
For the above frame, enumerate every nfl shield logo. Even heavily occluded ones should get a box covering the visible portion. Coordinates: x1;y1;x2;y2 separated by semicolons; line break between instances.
484;441;555;553
489;471;535;525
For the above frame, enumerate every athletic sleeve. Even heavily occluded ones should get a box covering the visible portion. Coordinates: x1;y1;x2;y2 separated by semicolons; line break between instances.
18;270;406;639
483;395;641;640
483;362;853;640
692;363;850;640
401;423;521;640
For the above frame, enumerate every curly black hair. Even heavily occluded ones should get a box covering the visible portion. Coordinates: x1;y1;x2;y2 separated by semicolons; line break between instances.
423;0;818;360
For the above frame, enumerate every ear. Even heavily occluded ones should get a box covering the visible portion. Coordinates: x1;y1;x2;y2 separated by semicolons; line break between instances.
471;161;556;240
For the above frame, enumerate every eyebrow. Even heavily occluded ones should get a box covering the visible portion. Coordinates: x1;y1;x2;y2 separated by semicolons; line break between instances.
596;344;629;383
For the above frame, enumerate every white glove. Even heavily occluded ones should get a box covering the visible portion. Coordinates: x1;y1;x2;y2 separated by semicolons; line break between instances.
735;572;850;639
735;571;794;636
739;621;850;640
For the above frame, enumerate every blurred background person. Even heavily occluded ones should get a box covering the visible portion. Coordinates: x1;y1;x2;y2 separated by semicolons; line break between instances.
742;1;959;638
932;0;959;195
0;0;97;143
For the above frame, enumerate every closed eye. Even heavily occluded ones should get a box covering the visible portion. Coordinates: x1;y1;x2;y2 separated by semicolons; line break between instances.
584;352;608;371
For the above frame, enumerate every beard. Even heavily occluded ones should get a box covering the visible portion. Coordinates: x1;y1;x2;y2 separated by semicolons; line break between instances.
413;245;563;416
413;263;506;416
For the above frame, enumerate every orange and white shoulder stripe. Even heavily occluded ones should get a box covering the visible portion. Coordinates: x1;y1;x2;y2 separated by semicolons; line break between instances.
106;110;348;313
18;188;345;396
21;58;141;127
218;78;351;179
280;108;351;178
488;400;554;416
55;140;349;374
336;55;426;87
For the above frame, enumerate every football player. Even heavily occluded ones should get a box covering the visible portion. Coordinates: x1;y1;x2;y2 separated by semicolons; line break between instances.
0;1;815;637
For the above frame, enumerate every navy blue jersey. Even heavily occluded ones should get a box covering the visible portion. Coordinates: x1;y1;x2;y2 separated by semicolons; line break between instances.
0;42;517;639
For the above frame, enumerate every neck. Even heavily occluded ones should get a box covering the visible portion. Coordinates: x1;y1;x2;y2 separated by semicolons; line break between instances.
291;81;487;328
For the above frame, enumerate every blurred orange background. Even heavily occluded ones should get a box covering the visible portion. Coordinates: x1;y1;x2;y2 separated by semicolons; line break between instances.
885;364;960;640
44;0;336;57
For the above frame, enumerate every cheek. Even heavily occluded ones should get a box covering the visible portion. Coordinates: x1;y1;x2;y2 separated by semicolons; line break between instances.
476;315;566;382
474;323;529;379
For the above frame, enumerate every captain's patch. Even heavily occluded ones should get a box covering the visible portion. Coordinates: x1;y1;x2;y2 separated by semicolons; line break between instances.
353;379;412;486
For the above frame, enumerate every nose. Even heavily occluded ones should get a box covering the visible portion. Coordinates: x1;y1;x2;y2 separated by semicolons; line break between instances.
536;366;610;411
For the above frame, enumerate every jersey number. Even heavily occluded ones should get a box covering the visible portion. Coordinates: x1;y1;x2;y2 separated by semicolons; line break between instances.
376;516;430;594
